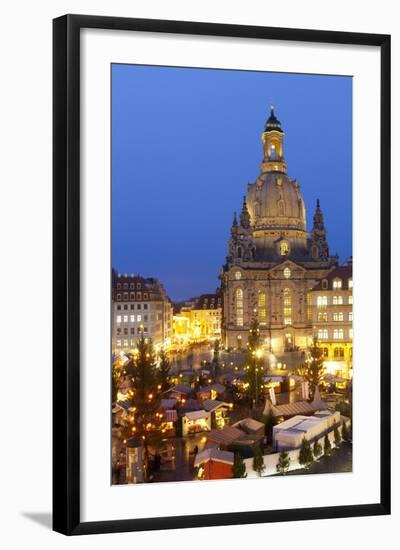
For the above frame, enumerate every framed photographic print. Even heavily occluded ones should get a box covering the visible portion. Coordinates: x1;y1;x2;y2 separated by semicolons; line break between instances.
53;14;391;535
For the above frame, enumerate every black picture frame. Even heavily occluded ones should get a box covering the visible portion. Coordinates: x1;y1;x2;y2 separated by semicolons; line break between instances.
53;14;391;535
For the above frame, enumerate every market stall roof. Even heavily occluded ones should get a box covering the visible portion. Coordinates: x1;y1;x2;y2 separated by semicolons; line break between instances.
159;398;177;410
232;417;265;433
194;448;234;467
202;399;229;412
207;425;244;446
264;399;315;418
184;409;209;421
167;384;192;395
210;383;226;394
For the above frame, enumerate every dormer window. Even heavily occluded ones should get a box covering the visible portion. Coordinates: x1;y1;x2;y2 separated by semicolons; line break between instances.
333;278;342;289
348;278;353;289
280;241;289;256
322;279;328;289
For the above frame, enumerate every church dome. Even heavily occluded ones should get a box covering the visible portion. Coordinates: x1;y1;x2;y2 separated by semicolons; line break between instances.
246;171;306;232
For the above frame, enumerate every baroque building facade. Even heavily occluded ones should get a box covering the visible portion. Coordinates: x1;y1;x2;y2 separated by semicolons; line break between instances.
220;108;338;352
309;261;353;378
112;270;173;353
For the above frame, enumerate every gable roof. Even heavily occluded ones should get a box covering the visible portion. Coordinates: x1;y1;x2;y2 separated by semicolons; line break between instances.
202;399;229;412
194;448;234;467
311;264;352;291
207;425;244;445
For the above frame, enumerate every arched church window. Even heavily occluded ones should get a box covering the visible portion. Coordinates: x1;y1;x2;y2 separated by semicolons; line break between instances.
235;288;244;327
270;143;277;160
258;291;267;324
283;288;292;325
280;241;289;256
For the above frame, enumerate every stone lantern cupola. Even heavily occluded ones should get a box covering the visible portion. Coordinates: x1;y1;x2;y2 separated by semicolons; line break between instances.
261;106;287;174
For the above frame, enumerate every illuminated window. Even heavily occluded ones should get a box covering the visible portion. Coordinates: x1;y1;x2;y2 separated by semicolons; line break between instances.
322;347;329;357
130;315;135;322
283;288;292;325
318;312;328;322
307;307;312;321
258;291;266;324
130;339;135;346
137;315;142;322
318;329;328;339
333;312;344;321
283;267;291;279
333;329;344;339
334;347;345;359
349;328;353;339
317;295;327;307
235;288;244;327
348;295;353;305
349;312;353;321
123;339;128;347
116;315;122;323
333;278;342;289
123;315;128;323
348;278;353;289
280;241;289;256
116;339;121;347
333;295;343;305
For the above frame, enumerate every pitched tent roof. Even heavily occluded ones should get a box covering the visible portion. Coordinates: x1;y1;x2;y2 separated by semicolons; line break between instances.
194;448;234;467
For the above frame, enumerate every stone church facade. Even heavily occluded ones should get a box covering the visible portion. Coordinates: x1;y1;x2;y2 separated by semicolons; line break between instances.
220;108;338;352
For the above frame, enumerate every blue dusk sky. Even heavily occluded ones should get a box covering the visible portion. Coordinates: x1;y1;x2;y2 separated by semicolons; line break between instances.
112;64;352;301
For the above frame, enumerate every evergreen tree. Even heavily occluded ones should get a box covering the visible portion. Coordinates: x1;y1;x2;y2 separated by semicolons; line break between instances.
324;434;332;456
334;425;341;447
313;440;322;459
341;420;349;441
157;348;171;393
297;339;326;400
299;437;314;469
276;451;291;475
244;318;264;408
232;452;247;478
129;335;163;474
252;446;266;477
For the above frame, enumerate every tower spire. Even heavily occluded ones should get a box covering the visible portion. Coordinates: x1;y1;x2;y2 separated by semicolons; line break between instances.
311;199;329;259
240;196;250;229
